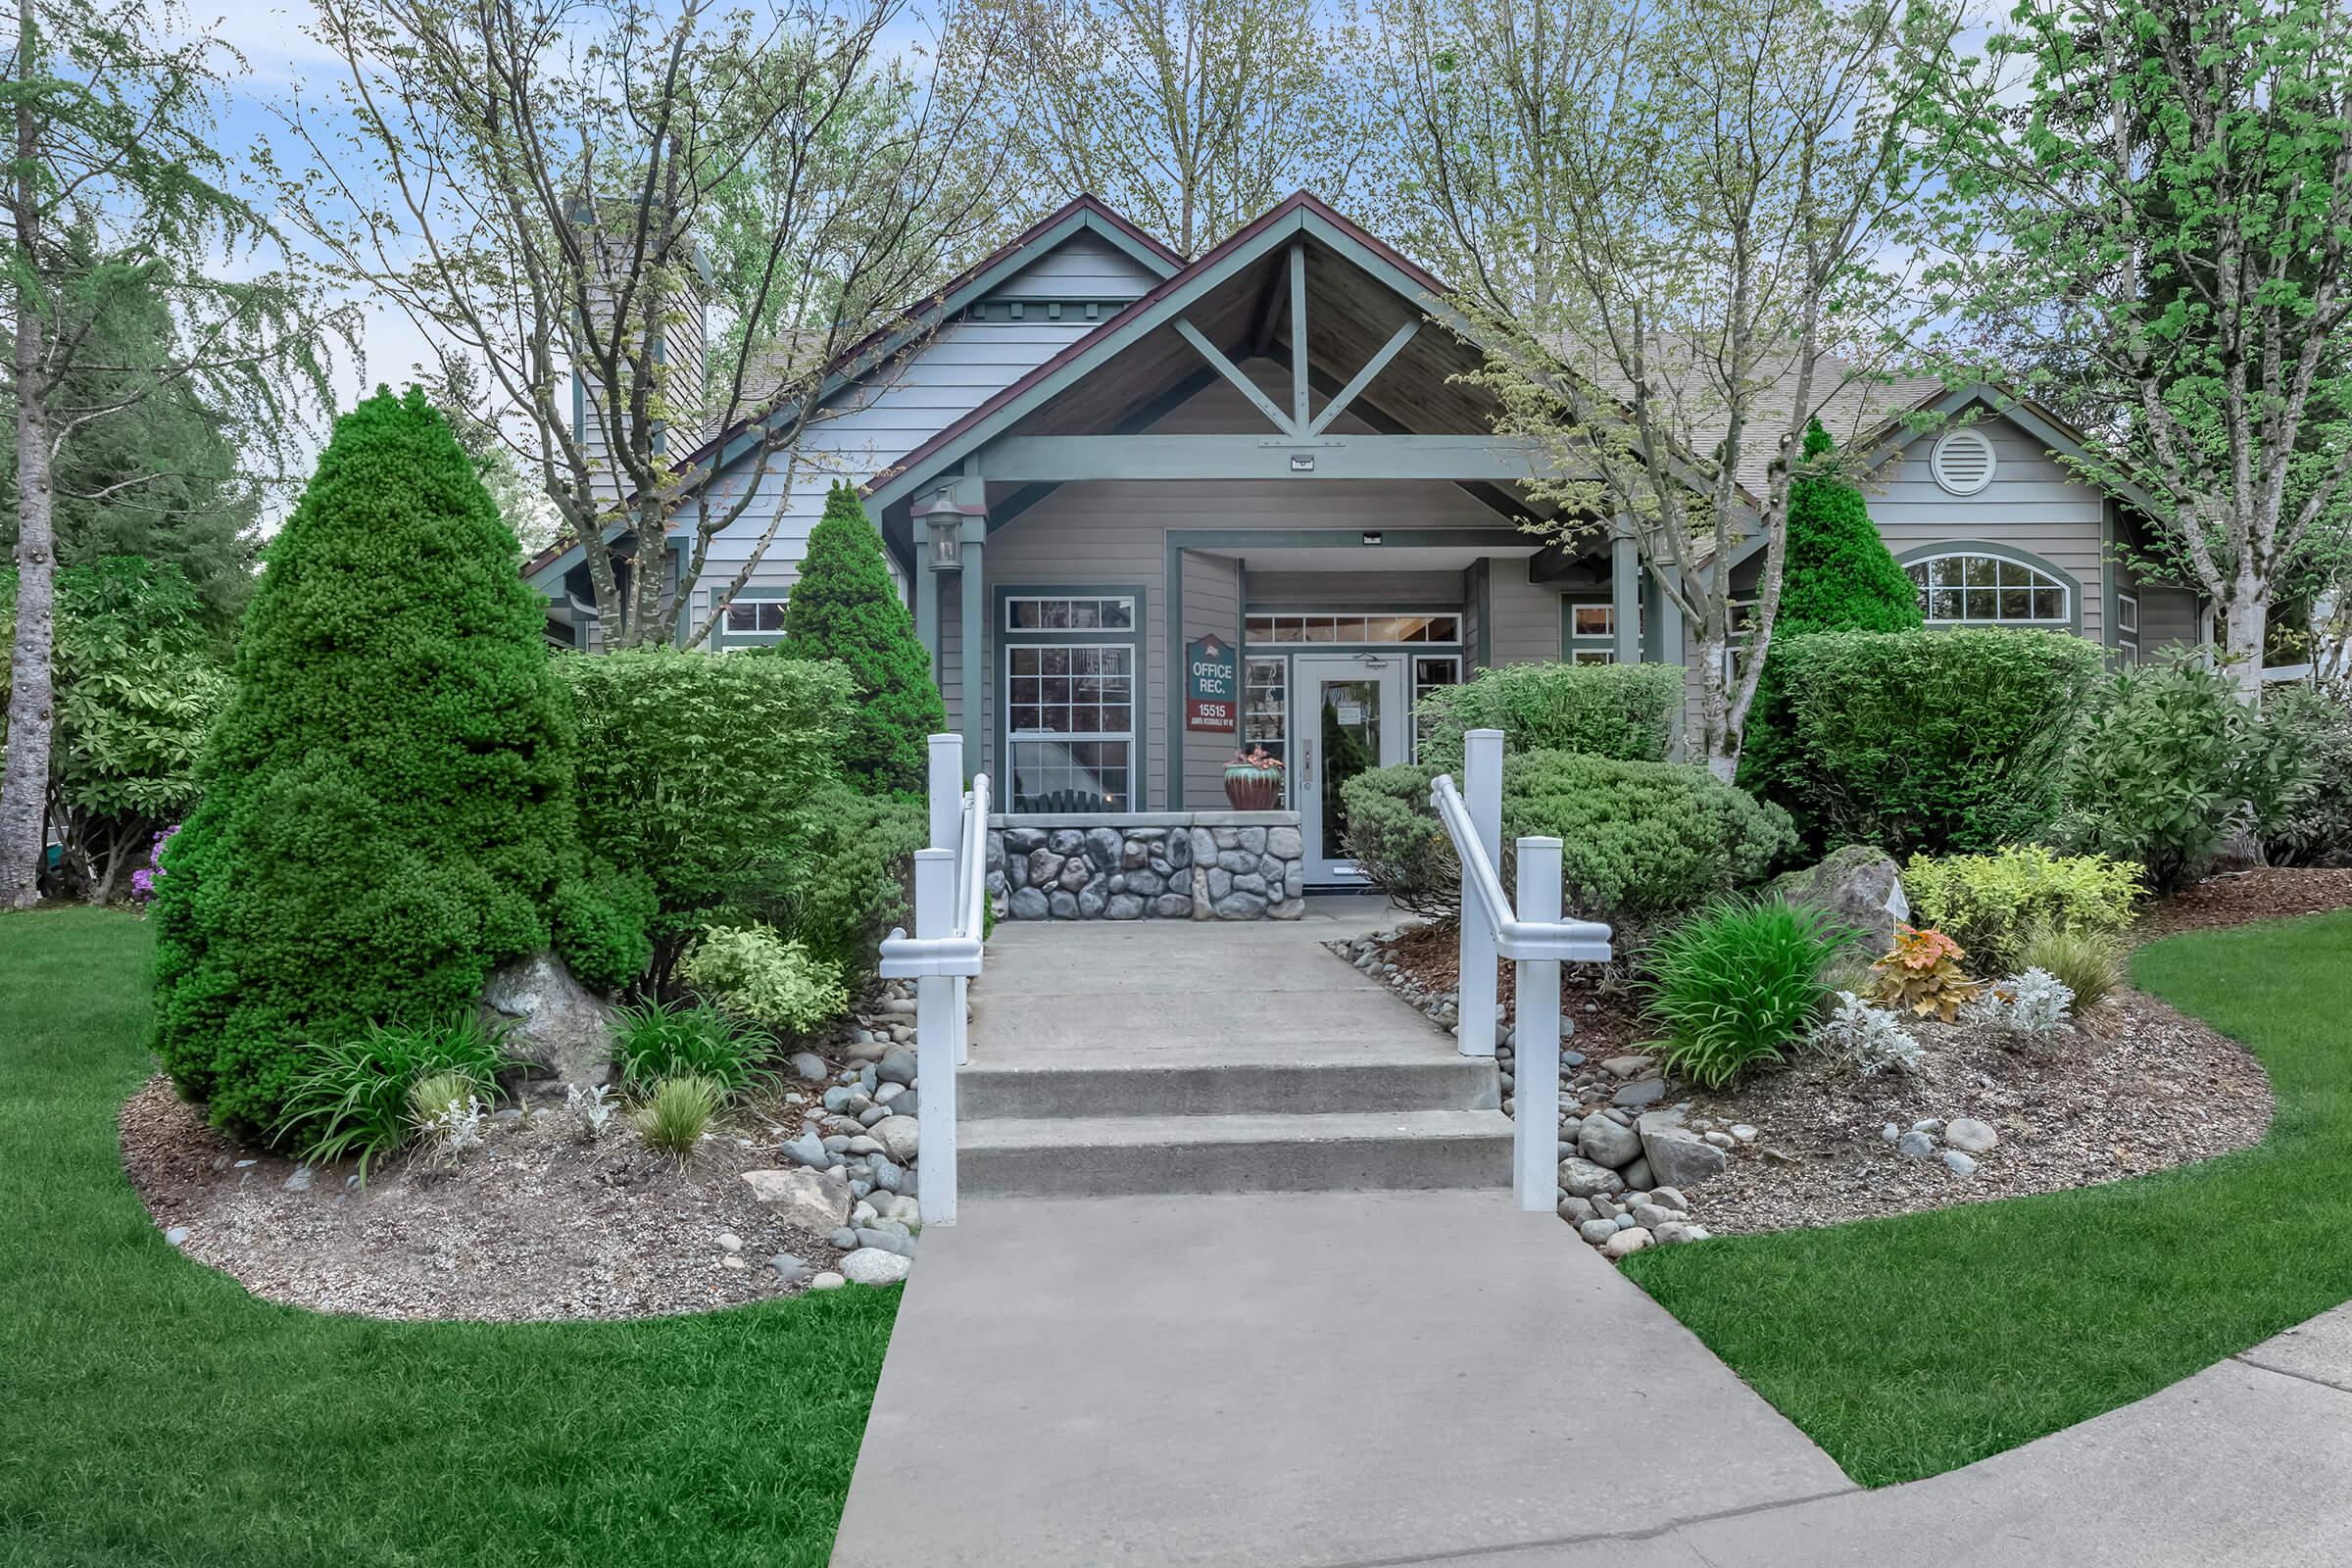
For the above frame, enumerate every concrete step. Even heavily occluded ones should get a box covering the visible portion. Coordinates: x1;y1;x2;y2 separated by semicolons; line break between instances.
959;1054;1499;1119
959;1109;1515;1197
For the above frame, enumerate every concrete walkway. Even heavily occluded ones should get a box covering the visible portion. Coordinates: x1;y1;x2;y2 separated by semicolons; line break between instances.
830;903;2352;1567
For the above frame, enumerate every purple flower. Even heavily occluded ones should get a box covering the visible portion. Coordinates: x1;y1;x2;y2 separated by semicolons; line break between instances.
133;824;181;905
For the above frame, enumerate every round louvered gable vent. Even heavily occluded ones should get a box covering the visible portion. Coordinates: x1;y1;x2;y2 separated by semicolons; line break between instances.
1931;428;1997;495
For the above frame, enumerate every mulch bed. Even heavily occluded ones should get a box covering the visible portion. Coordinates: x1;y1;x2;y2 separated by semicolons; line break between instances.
2134;866;2352;939
1368;868;2331;1240
121;1075;854;1323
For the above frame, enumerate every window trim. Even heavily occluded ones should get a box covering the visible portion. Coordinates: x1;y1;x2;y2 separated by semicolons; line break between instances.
711;584;793;650
1894;543;2082;634
1243;609;1463;647
2116;592;2139;636
994;583;1148;813
1560;594;1619;662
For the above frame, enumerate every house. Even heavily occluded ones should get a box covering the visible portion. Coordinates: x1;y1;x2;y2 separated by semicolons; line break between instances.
524;190;2206;907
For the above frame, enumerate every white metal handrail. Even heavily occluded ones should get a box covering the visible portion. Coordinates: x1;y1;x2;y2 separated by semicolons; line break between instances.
877;733;990;1226
1429;728;1614;1210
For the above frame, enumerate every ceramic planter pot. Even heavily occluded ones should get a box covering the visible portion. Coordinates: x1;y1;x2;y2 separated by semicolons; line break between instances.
1223;768;1284;810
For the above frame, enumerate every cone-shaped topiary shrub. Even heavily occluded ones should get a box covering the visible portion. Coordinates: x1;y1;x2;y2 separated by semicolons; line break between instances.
772;481;946;795
1740;419;1923;838
151;386;578;1139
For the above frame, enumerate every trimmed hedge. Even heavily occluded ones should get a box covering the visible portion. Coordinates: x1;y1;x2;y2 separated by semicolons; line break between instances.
1415;661;1684;773
151;388;577;1139
1341;750;1797;928
2264;683;2352;867
736;779;928;990
1762;628;2101;857
562;648;852;980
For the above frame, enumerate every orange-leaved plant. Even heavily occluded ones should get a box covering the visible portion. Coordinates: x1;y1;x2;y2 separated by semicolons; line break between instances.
1869;925;1981;1022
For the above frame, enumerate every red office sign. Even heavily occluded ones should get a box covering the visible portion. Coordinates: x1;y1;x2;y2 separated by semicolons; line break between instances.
1185;634;1238;732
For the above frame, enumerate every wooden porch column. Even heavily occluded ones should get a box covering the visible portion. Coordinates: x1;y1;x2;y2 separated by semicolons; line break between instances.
1611;533;1642;663
958;515;987;774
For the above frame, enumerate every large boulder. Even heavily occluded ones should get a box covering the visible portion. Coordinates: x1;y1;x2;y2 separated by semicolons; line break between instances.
1770;844;1908;955
479;952;614;1085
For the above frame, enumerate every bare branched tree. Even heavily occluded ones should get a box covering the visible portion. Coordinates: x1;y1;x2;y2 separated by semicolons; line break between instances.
975;0;1365;258
1368;0;1958;778
280;0;1015;648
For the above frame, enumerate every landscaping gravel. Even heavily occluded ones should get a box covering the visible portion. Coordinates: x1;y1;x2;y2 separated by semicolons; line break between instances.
122;979;939;1323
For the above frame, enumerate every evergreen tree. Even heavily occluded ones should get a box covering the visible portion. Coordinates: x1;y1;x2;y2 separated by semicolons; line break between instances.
1775;418;1924;636
1739;419;1920;841
151;388;577;1139
773;482;947;795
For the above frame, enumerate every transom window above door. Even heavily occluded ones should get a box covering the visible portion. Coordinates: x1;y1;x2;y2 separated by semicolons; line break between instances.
1905;554;2069;625
1005;595;1133;631
1245;612;1460;644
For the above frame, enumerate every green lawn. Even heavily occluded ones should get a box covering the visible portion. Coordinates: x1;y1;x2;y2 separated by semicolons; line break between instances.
1625;910;2352;1487
0;907;896;1568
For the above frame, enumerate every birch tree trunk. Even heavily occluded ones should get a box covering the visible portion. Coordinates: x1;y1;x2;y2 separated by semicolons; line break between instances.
0;0;56;909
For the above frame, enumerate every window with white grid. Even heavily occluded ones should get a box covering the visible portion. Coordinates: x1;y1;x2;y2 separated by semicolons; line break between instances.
1004;643;1135;811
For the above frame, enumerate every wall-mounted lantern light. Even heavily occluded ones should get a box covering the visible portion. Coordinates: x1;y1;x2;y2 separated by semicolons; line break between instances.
925;505;962;570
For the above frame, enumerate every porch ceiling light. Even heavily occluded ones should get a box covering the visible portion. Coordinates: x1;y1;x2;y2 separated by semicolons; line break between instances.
925;507;962;570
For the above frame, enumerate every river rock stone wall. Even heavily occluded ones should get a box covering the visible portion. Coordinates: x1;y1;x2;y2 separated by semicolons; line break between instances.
986;812;1305;921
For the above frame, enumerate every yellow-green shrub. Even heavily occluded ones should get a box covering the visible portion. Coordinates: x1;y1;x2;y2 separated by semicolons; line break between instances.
678;923;849;1036
1904;846;2142;973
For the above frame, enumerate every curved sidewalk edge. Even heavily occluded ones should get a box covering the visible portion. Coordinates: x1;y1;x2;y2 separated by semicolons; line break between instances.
1448;1301;2352;1568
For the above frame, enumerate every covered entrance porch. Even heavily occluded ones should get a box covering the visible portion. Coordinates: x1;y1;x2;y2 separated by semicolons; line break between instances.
866;194;1664;908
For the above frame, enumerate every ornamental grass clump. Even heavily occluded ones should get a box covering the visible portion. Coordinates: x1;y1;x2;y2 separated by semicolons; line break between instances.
1640;896;1858;1088
633;1074;725;1159
1869;925;1982;1022
274;1014;514;1180
612;1000;774;1098
2017;925;2126;1012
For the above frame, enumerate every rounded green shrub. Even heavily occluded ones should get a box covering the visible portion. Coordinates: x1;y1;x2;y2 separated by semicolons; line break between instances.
1416;662;1685;773
561;647;852;979
1340;750;1798;928
1761;627;2101;857
2262;682;2352;866
736;779;927;988
152;388;576;1139
551;863;659;994
771;481;947;796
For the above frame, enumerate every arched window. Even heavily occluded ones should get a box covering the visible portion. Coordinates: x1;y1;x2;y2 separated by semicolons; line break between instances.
1905;553;2069;626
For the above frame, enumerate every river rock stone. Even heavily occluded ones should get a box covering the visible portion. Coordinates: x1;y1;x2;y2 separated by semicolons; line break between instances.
1944;1117;1999;1153
1602;1227;1653;1258
1578;1116;1642;1169
840;1247;913;1286
1557;1156;1628;1199
1637;1111;1728;1189
870;1114;920;1163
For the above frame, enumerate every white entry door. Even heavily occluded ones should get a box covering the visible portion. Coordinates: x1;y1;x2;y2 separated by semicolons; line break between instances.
1294;654;1409;884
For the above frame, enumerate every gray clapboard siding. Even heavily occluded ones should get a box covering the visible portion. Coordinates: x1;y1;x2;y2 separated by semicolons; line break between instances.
1868;417;2110;641
983;231;1161;303
2136;581;2202;651
1487;558;1564;666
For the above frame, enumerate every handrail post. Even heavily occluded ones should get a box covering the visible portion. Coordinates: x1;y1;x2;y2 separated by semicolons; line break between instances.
1457;728;1504;1057
912;848;958;1227
1511;836;1564;1211
927;733;963;859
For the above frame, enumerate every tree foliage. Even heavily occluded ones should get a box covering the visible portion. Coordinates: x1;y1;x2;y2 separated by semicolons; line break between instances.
1914;0;2352;698
152;388;577;1140
0;556;228;901
1366;0;1961;779
772;481;945;795
287;0;1015;650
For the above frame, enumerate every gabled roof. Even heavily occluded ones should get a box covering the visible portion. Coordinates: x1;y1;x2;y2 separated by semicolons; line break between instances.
863;190;1487;513
523;194;1182;580
1857;381;2159;516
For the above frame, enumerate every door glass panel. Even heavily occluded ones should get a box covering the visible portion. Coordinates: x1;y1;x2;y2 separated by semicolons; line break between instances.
1319;678;1382;859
